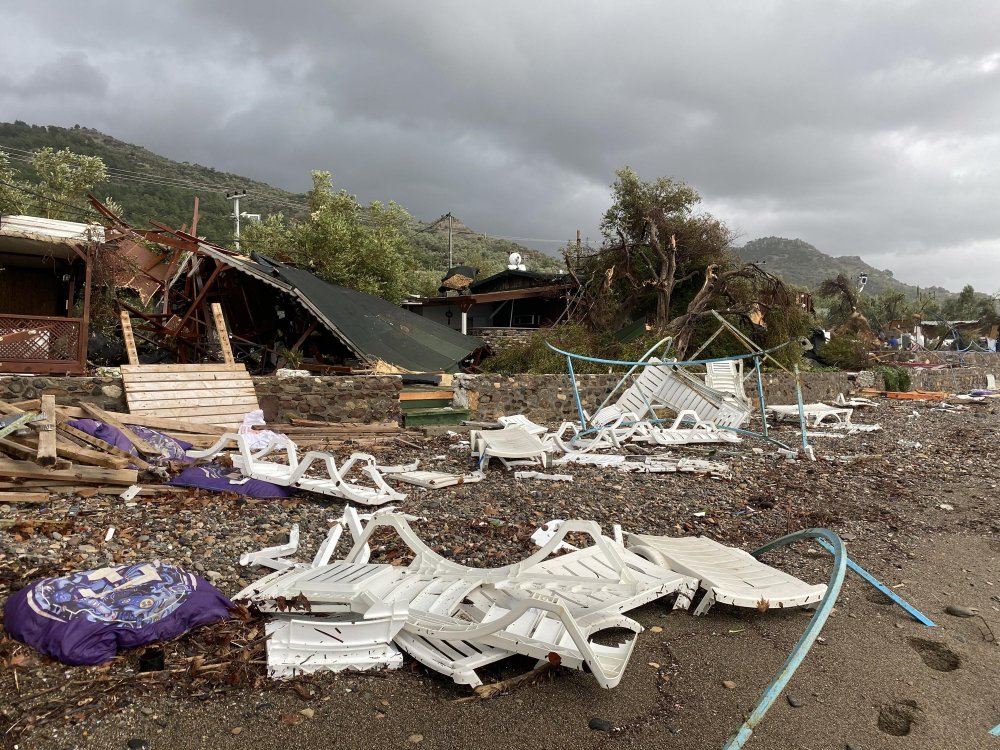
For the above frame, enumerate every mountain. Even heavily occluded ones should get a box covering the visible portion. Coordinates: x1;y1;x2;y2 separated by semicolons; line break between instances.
734;237;952;298
0;121;562;292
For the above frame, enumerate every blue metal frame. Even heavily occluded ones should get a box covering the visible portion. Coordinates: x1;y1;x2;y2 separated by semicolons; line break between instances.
814;539;935;626
543;341;806;453
722;528;847;749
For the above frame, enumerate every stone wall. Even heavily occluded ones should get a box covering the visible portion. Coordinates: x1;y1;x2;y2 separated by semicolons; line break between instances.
454;373;621;423
0;373;403;424
471;327;537;352
253;375;402;423
0;375;126;410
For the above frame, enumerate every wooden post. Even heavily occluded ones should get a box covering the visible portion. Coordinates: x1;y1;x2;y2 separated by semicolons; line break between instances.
76;244;93;373
120;311;140;365
211;303;236;364
35;394;58;467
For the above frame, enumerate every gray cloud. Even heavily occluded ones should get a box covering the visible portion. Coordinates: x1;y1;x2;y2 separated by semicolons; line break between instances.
1;1;998;291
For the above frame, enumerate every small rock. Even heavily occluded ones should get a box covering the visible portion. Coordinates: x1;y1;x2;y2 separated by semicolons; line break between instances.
944;604;977;618
78;544;98;554
846;744;862;750
408;734;424;744
786;696;803;708
588;718;612;732
126;740;150;750
722;680;737;689
650;626;663;633
140;707;154;716
648;662;660;669
299;708;315;719
231;727;243;735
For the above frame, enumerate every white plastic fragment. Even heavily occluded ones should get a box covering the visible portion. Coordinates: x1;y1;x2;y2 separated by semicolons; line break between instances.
514;471;573;482
104;526;116;542
529;520;577;552
119;485;142;502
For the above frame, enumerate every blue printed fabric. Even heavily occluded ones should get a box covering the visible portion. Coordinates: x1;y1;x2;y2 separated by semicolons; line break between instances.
168;463;292;498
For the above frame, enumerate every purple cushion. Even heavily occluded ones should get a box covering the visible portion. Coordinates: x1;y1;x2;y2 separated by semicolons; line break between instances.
168;464;292;498
66;419;193;466
3;561;232;666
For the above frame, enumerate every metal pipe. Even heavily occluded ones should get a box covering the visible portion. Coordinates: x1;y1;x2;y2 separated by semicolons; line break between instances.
753;355;768;438
722;528;847;750
793;364;811;458
814;539;935;626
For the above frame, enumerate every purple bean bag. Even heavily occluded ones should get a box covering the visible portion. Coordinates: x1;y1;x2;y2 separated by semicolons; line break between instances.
3;561;232;666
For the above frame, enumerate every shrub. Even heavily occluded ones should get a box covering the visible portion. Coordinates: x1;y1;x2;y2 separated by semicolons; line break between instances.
816;335;869;370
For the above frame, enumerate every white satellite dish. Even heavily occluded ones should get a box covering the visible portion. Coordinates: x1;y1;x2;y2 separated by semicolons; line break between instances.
507;251;526;271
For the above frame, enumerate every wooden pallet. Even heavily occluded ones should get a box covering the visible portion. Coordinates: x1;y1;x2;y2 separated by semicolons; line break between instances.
120;363;259;428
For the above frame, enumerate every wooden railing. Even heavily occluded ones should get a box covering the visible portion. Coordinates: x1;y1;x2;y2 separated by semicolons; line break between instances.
0;314;86;374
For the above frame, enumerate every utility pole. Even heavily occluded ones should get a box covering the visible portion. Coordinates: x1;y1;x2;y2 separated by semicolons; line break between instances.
226;189;248;251
576;229;581;249
447;212;453;270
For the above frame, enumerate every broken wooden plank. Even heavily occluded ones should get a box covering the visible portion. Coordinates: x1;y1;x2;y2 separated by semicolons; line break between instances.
53;406;226;436
0;492;49;504
6;433;129;470
35;395;58;467
55;422;151;471
120;310;140;365
211;302;236;365
0;410;37;441
0;457;137;485
0;438;71;469
79;403;161;457
119;364;248;374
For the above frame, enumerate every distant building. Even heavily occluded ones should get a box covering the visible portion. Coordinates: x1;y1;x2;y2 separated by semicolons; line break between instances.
402;267;577;338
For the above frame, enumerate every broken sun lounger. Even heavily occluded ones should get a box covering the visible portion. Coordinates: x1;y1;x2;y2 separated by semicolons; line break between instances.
188;433;405;505
625;533;827;616
767;403;853;427
470;425;551;470
237;512;697;688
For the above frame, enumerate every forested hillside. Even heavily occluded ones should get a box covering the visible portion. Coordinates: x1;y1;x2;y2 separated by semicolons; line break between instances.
735;237;954;297
0;121;561;294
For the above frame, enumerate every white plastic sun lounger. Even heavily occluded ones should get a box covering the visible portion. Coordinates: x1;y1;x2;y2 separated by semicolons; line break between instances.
767;403;853;427
188;433;405;505
704;359;750;405
470;426;551;470
625;533;827;616
635;410;743;446
266;609;406;678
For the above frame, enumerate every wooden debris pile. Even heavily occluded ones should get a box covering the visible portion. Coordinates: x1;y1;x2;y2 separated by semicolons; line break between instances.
0;395;422;501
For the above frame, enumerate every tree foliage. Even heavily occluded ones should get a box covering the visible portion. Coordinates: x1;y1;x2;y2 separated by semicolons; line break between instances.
241;171;414;303
0;146;107;220
566;166;807;358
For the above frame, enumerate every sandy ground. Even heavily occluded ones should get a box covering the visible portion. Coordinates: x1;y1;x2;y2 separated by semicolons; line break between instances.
2;399;998;749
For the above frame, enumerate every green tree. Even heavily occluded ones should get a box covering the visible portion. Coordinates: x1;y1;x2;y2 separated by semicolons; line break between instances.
242;171;413;303
26;147;106;219
0;146;106;220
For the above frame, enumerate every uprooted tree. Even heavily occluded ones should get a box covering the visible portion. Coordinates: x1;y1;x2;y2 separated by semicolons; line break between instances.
816;273;875;339
565;166;806;358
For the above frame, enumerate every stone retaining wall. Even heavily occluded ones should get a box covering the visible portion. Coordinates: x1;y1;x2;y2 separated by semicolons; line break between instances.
1;364;996;427
0;375;126;411
0;374;403;424
253;376;402;423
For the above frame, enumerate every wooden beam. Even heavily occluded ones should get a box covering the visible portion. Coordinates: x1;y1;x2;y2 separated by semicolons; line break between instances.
52;406;226;436
77;244;93;369
120;311;140;365
79;403;161;457
35;395;58;467
0;457;137;485
0;492;49;504
175;263;224;335
210;303;236;364
0;437;71;470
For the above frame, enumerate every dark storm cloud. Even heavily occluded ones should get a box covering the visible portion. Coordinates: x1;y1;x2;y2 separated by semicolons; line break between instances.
1;1;998;290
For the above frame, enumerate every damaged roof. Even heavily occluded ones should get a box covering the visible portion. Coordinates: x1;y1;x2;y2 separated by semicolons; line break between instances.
253;255;484;372
190;242;483;372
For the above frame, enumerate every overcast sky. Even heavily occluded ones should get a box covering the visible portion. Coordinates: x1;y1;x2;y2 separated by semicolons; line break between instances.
2;1;998;291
